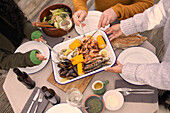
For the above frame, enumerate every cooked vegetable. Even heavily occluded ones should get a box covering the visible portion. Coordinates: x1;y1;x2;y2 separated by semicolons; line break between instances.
77;63;85;76
69;39;81;50
99;49;109;57
97;35;106;49
71;54;84;65
42;7;71;28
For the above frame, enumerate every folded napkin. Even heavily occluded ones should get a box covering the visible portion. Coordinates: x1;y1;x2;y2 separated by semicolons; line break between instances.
21;87;49;113
42;30;64;47
115;80;158;103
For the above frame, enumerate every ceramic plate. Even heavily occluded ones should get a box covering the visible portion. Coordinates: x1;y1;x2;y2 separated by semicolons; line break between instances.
46;103;82;113
118;47;159;85
75;11;110;35
51;29;116;84
15;41;50;74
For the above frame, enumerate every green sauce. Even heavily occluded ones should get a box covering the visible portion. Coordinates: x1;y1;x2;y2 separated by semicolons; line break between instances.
86;98;102;113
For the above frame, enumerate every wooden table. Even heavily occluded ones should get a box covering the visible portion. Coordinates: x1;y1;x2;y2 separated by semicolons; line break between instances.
3;28;159;113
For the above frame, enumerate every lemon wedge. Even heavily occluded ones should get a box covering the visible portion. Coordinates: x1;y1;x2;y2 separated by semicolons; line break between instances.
99;49;109;57
60;78;69;82
64;49;73;56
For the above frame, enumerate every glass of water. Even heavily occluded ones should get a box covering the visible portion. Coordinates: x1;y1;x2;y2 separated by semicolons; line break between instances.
66;88;83;107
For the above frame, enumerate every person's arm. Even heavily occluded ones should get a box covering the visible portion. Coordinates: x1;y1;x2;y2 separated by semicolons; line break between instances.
23;18;44;41
122;62;170;90
121;0;169;36
112;0;154;21
72;0;88;12
0;50;42;70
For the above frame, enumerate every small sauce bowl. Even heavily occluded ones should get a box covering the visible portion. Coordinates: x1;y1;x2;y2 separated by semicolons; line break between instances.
103;90;124;111
83;94;105;113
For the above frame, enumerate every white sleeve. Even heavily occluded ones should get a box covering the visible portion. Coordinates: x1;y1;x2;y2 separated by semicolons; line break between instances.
120;0;169;36
122;62;170;90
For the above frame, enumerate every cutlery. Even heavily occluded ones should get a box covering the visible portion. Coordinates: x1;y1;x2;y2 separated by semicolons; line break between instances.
85;29;99;44
121;91;154;96
27;89;40;113
33;92;43;113
40;41;60;61
115;88;154;92
75;14;85;37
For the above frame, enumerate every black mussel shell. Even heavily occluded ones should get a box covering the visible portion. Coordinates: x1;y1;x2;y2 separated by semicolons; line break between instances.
63;59;71;64
69;73;78;77
59;69;68;78
58;68;64;74
57;63;66;68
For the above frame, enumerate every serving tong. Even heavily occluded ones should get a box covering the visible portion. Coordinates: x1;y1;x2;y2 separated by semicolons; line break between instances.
75;14;85;37
40;41;60;61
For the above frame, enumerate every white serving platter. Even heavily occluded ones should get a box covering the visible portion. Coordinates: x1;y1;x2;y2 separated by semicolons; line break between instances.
51;29;116;84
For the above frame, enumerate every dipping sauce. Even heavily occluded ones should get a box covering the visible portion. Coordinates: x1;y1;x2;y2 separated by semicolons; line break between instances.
94;82;103;89
86;98;102;113
106;95;120;108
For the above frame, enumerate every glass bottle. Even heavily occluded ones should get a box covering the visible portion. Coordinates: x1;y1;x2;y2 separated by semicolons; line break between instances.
41;86;60;105
13;68;35;89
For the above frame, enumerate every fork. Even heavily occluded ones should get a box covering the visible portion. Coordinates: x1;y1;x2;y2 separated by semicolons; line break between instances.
33;92;44;113
122;91;154;96
75;14;85;37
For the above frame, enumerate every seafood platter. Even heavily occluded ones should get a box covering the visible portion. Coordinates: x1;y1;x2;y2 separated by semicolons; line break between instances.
51;29;116;84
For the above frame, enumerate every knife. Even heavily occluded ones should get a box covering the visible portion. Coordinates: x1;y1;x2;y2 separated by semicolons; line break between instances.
27;89;40;113
115;88;154;92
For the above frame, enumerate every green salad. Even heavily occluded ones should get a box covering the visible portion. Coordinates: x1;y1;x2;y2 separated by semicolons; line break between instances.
42;7;71;28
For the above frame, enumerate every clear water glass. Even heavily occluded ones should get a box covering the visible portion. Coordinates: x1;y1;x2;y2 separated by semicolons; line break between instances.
66;88;83;107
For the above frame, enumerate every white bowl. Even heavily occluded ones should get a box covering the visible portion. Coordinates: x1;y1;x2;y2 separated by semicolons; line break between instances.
103;90;124;111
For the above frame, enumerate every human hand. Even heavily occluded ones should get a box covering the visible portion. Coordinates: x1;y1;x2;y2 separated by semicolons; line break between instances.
98;8;117;29
105;24;123;41
34;36;46;43
105;60;123;73
72;10;87;26
36;52;47;61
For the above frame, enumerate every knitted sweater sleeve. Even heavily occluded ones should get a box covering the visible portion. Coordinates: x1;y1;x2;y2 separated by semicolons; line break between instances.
120;0;169;36
120;0;170;90
72;0;88;12
122;62;170;90
112;0;154;20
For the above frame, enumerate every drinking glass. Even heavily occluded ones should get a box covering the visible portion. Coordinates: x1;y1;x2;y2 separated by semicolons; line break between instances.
66;88;83;107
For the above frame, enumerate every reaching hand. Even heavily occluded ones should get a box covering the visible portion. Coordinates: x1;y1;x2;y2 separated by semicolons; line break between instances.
34;36;46;43
105;24;123;41
98;8;117;29
105;60;123;73
73;10;87;26
36;52;47;61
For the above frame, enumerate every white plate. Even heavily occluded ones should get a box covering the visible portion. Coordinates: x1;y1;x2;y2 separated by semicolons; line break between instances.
15;41;50;74
51;29;116;84
118;47;159;85
46;103;82;113
75;11;110;35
